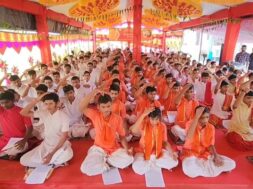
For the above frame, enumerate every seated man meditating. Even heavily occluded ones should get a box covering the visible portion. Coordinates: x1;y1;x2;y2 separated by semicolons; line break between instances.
182;106;236;178
130;107;178;175
79;90;133;176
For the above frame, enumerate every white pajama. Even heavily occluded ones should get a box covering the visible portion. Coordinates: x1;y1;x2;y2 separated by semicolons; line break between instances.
20;110;73;167
80;145;134;176
132;150;178;175
20;141;73;167
171;125;186;141
182;155;236;178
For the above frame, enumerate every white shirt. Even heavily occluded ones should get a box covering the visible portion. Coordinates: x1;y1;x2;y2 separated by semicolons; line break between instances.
210;92;233;119
34;110;69;149
89;69;100;85
74;86;87;99
82;79;96;95
61;97;83;126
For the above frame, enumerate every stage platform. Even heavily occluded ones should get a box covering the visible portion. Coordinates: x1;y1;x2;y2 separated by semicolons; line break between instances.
0;130;252;189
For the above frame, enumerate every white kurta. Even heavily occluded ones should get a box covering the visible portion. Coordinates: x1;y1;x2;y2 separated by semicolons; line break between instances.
62;97;89;137
210;92;232;119
20;110;73;167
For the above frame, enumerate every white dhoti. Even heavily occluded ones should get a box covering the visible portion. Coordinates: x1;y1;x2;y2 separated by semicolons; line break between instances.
171;125;186;141
0;143;28;157
132;150;178;175
80;145;134;176
69;123;90;138
182;155;236;178
20;141;73;167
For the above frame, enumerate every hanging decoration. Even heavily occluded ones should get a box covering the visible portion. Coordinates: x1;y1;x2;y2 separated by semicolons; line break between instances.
145;9;179;22
152;0;202;19
69;0;120;18
93;14;122;28
142;9;175;28
203;0;245;6
39;0;77;6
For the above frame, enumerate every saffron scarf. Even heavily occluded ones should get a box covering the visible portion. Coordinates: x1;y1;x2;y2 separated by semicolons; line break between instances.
144;121;164;160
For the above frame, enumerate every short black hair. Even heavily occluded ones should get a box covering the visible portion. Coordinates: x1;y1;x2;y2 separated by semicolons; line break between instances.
135;67;142;72
71;76;80;81
42;93;59;103
228;74;237;81
112;78;120;85
173;81;180;88
245;90;253;97
28;70;36;76
109;84;120;92
201;72;209;78
166;73;173;78
84;71;90;75
97;94;112;105
216;70;223;76
53;71;60;76
148;108;161;118
220;80;229;88
0;91;15;101
6;89;18;95
63;85;74;93
112;70;119;75
9;75;20;81
64;64;71;68
43;76;53;82
146;86;156;94
53;61;59;66
36;84;48;92
195;105;210;114
41;64;48;68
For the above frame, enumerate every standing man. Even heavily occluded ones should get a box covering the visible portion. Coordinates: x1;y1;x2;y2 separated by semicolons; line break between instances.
235;45;250;72
249;48;253;71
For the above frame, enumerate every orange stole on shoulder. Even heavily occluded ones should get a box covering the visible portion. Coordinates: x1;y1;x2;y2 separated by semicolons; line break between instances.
222;94;233;111
144;121;164;160
176;99;198;128
100;115;115;149
165;92;177;111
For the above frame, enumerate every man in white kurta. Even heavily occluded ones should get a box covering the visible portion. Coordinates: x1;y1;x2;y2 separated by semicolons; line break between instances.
62;85;90;138
20;93;73;167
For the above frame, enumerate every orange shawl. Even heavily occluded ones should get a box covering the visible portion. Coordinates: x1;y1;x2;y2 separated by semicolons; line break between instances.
99;114;115;149
144;121;164;160
176;98;198;128
183;123;215;159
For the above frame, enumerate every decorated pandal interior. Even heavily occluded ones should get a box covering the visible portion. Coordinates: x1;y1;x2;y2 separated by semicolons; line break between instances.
0;0;253;189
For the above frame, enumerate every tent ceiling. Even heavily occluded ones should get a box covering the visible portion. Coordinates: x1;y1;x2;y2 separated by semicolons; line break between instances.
30;0;253;29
